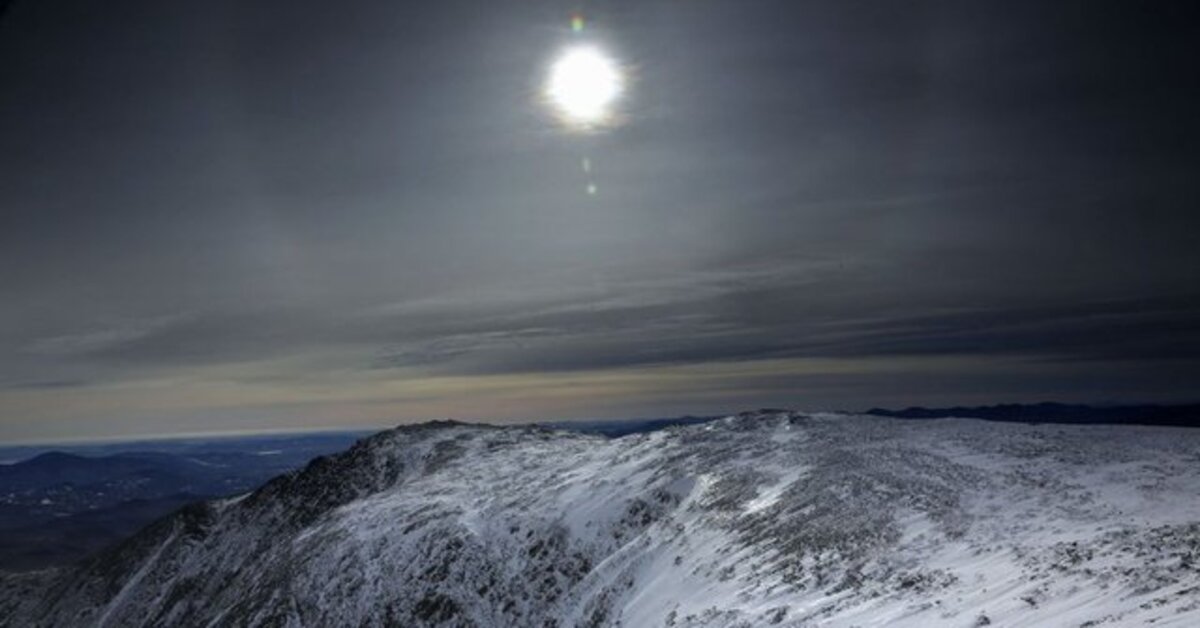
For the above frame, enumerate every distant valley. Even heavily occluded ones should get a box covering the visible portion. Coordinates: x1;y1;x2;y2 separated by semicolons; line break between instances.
0;432;368;571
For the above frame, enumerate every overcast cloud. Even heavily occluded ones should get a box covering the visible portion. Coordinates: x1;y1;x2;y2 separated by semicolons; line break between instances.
1;0;1198;441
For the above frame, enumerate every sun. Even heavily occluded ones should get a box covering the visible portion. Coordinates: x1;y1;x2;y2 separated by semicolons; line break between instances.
544;45;624;128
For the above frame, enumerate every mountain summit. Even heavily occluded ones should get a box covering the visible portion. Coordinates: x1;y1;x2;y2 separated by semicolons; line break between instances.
3;411;1199;627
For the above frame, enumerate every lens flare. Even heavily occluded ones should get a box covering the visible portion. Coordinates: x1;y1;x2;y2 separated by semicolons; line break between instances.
544;46;623;128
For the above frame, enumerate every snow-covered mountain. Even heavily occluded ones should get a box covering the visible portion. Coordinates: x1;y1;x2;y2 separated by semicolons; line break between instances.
3;410;1199;627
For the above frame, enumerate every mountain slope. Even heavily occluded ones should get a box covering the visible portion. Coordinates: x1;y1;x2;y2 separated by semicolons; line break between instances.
3;411;1199;627
0;433;367;571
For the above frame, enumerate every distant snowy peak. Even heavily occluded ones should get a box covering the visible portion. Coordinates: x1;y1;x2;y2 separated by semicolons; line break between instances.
3;411;1200;627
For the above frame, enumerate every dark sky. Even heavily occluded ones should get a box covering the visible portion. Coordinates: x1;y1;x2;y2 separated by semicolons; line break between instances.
2;0;1198;441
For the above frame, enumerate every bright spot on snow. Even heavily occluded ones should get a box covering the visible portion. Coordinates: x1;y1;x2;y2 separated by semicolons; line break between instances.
544;46;623;127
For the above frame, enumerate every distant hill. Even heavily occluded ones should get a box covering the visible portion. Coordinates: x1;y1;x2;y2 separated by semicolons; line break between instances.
536;415;720;438
0;431;368;571
866;402;1200;427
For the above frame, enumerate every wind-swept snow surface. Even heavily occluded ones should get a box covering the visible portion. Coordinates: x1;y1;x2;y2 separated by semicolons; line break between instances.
3;412;1200;627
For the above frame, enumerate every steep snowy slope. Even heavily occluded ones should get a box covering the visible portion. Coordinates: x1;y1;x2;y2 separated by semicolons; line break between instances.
2;411;1199;627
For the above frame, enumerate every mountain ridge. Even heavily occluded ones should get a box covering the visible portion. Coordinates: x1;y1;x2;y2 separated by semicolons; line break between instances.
4;411;1199;627
866;402;1200;427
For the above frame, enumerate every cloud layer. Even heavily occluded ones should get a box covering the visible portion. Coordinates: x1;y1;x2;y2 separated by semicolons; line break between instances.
1;1;1198;441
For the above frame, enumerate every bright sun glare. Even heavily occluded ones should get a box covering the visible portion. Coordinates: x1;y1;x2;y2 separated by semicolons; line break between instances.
544;46;623;127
